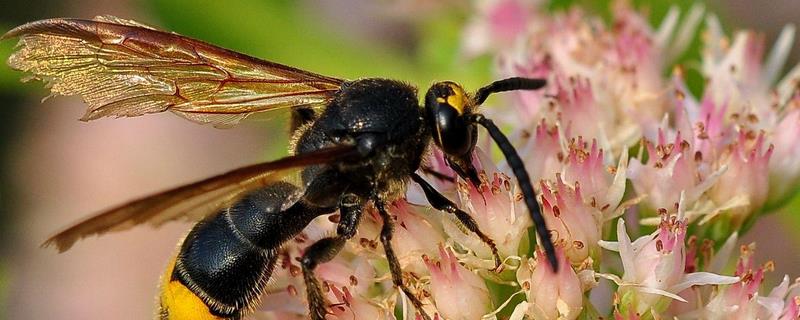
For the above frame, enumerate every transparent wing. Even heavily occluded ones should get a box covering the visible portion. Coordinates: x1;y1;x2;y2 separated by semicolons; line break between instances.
43;145;358;252
3;16;345;128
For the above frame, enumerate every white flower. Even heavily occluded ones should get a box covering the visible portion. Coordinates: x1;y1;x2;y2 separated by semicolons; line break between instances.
599;212;739;317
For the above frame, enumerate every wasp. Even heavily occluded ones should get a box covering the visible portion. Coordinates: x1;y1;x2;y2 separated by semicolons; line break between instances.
3;16;557;320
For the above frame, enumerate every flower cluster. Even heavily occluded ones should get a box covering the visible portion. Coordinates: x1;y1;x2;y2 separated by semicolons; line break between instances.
257;1;800;319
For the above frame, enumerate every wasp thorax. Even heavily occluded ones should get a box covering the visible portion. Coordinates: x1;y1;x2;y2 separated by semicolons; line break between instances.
424;81;477;158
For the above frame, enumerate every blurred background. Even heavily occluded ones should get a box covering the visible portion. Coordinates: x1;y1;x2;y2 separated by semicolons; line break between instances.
0;0;798;319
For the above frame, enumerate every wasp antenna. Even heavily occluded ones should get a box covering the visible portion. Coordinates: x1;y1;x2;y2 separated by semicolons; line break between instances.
473;77;547;105
468;113;558;272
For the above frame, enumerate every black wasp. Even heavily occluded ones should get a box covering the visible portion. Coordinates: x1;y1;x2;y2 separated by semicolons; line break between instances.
3;16;557;320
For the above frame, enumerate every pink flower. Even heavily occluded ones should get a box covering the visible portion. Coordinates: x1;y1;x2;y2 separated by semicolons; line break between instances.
628;129;719;215
461;0;538;58
561;137;627;216
325;286;387;320
389;201;447;274
768;102;800;207
701;244;800;320
491;3;705;152
667;76;776;230
539;174;602;264
707;132;773;227
449;149;532;261
691;17;800;212
514;119;564;185
423;246;492;320
666;232;741;318
513;247;585;320
700;21;797;117
780;293;800;320
548;78;612;148
532;137;627;265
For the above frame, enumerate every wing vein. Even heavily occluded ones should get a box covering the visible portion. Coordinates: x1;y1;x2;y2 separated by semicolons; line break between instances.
4;16;345;127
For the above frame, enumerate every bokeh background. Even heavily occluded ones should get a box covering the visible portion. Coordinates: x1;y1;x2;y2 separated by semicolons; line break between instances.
0;0;798;319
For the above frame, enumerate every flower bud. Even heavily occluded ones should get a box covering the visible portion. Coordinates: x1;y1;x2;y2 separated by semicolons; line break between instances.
516;247;584;320
424;246;492;320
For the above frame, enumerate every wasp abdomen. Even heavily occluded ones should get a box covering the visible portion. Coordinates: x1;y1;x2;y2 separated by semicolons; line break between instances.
159;182;333;319
172;211;275;317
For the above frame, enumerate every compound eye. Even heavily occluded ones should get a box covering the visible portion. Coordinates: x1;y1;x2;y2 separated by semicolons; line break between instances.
424;82;476;157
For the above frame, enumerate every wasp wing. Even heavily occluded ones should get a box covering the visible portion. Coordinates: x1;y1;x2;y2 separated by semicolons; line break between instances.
2;16;344;128
43;145;357;252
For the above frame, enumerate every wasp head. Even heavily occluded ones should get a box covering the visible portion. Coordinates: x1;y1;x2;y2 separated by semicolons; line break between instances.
424;81;480;184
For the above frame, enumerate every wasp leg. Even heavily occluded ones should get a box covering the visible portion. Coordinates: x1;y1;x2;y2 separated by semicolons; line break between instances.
411;173;502;270
302;236;346;320
374;200;432;320
302;192;364;320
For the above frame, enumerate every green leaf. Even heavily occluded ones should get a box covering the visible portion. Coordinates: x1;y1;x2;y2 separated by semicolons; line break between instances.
485;278;523;319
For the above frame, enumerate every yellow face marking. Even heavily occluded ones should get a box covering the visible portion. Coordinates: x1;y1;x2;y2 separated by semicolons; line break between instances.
446;83;467;115
436;97;446;104
158;257;225;320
